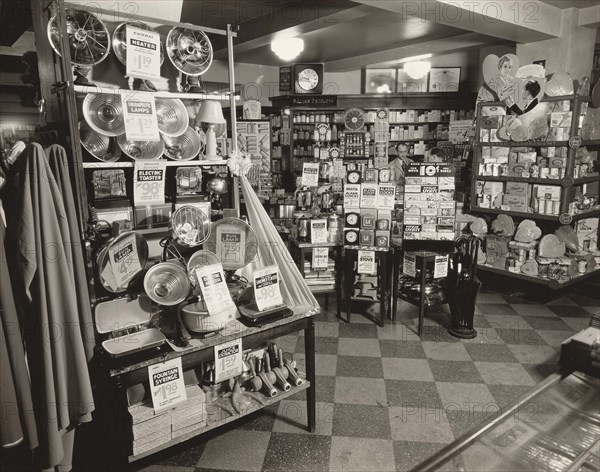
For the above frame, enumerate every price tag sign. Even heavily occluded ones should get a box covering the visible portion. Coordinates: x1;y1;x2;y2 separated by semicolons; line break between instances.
310;219;328;244
216;223;246;266
403;253;416;277
214;338;243;384
148;357;187;412
434;255;449;279
108;232;142;289
343;183;360;209
312;247;329;269
122;91;160;141
357;250;375;274
133;160;167;205
302;162;320;187
253;265;283;311
126;25;161;81
196;264;238;325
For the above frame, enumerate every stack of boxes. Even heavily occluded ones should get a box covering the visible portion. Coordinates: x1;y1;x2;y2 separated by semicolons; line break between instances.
474;180;562;215
128;385;207;456
478;145;570;179
403;164;457;240
343;169;394;248
303;257;336;291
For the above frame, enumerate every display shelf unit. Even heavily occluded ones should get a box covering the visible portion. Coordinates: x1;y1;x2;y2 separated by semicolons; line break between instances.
471;94;600;288
72;85;237;102
81;160;229;169
476;263;600;290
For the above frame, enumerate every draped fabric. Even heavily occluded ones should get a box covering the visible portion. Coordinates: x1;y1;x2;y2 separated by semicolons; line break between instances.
45;144;95;360
238;174;319;311
13;143;94;470
0;220;38;450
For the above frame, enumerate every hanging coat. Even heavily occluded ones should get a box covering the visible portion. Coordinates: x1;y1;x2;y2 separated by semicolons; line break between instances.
0;219;38;450
14;143;94;470
45;144;95;360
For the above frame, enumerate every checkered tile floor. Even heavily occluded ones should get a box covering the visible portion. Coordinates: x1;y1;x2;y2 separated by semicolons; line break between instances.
128;288;598;472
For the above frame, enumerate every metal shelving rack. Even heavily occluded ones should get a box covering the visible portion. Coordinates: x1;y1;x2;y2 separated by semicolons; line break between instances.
470;95;600;288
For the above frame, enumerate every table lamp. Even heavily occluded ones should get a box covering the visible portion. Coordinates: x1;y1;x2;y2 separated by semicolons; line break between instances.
194;100;226;160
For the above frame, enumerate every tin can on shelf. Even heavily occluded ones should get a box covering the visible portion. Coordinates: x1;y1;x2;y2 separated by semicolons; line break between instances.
517;249;526;262
505;256;516;272
577;260;587;274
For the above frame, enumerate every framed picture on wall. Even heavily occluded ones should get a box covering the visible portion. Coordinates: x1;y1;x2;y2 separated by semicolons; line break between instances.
363;68;397;94
396;69;429;93
428;67;461;92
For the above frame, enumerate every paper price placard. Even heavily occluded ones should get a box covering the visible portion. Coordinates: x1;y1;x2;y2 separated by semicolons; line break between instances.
302;162;320;187
215;223;246;266
310;219;328;244
108;232;142;289
377;184;396;210
253;265;283;311
196;264;237;324
357;250;375;274
148;357;187;412
123;91;160;141
312;247;329;269
403;253;416;277
434;255;449;279
344;183;361;209
214;338;243;384
133;160;166;205
126;25;161;81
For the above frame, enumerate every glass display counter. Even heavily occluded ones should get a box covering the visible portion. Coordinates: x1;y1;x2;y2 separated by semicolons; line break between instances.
414;372;600;472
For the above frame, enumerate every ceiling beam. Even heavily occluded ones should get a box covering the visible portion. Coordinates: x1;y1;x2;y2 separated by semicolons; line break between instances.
214;3;375;58
326;32;493;72
350;0;562;43
579;4;600;28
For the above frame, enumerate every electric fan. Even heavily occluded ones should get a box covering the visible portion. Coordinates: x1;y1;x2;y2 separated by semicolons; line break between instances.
166;26;213;93
47;9;110;85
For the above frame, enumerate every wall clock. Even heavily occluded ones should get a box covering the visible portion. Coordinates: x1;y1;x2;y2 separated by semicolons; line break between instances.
344;108;365;131
328;147;341;159
294;63;324;94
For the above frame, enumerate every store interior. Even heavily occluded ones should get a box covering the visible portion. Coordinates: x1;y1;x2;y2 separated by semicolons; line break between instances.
0;1;599;471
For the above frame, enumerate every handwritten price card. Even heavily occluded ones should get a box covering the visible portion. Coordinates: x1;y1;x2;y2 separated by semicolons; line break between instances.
253;265;283;311
133;160;166;205
123;91;160;141
107;232;142;289
214;338;243;383
148;357;187;412
195;264;238;325
126;25;161;81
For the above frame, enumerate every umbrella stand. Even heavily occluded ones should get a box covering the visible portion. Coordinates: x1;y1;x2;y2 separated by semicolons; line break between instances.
448;237;480;339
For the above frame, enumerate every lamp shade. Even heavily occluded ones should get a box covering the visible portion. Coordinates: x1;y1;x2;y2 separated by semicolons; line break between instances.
194;100;226;125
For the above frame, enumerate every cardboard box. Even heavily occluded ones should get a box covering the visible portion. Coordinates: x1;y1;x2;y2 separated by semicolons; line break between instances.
534;185;561;200
486;234;511;256
503;194;529;212
359;230;374;246
482;182;504;195
360;209;377;229
505;181;530;197
134;204;172;229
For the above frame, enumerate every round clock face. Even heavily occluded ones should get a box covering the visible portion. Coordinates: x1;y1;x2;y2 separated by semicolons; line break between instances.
344;108;365;131
377;220;388;230
346;214;358;225
346;231;358;243
298;68;319;91
347;171;361;184
376;109;388;120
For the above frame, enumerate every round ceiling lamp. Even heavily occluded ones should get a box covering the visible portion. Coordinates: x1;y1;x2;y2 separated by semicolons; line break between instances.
404;61;431;80
271;37;304;61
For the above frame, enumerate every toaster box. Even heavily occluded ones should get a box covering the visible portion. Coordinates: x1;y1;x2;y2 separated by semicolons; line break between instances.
134;204;172;229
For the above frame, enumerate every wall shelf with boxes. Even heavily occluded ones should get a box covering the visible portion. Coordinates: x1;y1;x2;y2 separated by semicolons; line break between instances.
470;94;600;288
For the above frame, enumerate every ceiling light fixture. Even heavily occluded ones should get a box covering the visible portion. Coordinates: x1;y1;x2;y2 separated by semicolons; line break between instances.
271;37;304;61
404;61;431;80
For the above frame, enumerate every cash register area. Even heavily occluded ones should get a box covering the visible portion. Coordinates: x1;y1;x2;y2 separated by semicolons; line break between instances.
66;286;597;472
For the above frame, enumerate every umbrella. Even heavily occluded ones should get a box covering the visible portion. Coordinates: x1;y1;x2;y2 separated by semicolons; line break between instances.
448;236;481;339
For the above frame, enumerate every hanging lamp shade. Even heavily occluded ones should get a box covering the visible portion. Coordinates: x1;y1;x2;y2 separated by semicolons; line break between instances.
194;100;226;125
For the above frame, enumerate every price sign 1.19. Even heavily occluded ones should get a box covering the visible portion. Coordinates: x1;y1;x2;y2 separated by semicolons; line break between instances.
126;25;161;81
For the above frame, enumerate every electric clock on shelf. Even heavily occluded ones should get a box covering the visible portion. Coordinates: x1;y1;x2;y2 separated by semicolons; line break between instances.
344;108;365;131
293;63;324;94
328;146;341;159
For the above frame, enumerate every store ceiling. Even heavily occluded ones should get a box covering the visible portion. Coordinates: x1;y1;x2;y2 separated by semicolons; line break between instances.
181;0;598;72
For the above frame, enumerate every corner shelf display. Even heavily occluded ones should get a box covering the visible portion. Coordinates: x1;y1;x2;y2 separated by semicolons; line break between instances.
470;95;600;288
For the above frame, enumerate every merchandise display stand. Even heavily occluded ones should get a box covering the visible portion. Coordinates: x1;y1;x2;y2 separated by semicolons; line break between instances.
342;246;393;327
98;309;317;463
288;237;342;316
392;250;448;337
